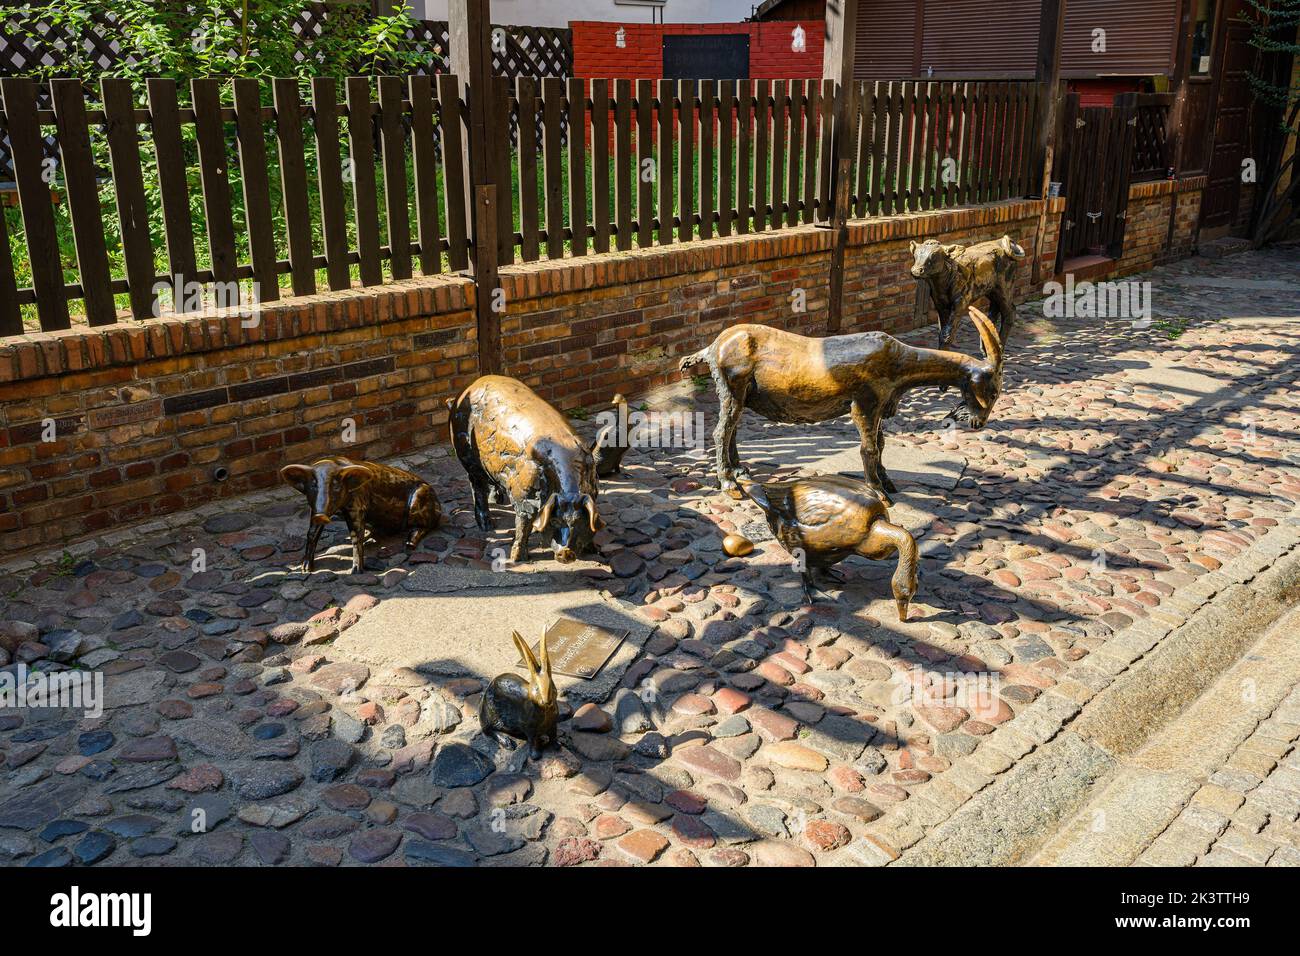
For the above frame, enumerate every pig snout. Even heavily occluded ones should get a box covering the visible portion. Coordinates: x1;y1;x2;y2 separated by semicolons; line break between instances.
551;520;578;563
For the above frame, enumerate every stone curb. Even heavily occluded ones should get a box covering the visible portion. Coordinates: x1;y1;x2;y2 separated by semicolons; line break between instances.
843;508;1300;867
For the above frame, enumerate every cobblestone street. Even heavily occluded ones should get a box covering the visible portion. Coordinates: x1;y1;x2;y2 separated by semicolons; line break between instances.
1;246;1298;867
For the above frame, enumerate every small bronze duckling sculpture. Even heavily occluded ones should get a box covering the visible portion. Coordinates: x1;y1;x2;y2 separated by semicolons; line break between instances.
742;475;919;620
593;393;632;478
479;630;559;760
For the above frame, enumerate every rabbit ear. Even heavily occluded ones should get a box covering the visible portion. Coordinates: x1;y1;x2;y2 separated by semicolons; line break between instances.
537;630;555;701
512;630;537;678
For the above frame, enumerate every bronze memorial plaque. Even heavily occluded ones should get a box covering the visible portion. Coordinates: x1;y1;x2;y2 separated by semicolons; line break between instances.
522;618;628;679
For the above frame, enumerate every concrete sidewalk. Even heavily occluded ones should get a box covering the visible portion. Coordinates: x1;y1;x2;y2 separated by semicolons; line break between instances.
0;246;1298;868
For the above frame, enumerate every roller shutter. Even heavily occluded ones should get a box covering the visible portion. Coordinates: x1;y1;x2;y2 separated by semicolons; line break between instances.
920;0;1040;78
854;0;917;79
1061;0;1179;76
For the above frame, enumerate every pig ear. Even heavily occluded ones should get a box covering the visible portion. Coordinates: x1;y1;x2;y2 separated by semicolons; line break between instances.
410;484;438;518
531;493;558;534
908;240;918;254
280;464;313;492
338;465;372;489
942;243;962;257
582;495;604;533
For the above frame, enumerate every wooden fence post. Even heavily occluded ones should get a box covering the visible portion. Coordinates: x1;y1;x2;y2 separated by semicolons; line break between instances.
822;0;858;334
1031;0;1065;286
450;0;502;376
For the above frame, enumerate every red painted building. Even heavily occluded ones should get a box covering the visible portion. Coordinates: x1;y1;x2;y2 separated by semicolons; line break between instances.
571;18;825;82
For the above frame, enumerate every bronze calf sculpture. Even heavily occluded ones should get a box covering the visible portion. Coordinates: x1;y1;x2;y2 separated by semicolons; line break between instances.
450;375;605;564
743;475;919;619
680;308;1005;503
909;234;1025;348
280;457;442;573
480;629;559;761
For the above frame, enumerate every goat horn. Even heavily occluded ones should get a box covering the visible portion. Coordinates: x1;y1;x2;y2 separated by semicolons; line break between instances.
968;307;1002;367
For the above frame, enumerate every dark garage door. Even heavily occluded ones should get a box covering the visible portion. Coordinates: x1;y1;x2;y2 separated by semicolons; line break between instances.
662;34;750;82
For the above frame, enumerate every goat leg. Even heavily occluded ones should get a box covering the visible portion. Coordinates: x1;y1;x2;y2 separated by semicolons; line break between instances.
714;381;746;499
874;418;898;495
851;399;892;506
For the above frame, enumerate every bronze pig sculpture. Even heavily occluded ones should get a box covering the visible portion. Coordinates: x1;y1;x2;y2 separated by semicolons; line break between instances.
279;457;443;573
680;307;1005;503
909;234;1025;348
480;630;559;760
743;475;919;620
450;375;605;564
593;393;632;478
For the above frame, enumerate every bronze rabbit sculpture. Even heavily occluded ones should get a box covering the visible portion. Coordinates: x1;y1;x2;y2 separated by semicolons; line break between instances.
480;630;559;760
744;475;919;620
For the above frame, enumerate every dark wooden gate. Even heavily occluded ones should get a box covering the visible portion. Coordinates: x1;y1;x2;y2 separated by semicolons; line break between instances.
1054;92;1138;266
1200;15;1253;231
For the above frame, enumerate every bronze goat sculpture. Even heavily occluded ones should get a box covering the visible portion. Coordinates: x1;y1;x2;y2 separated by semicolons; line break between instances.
680;307;1005;503
909;235;1025;348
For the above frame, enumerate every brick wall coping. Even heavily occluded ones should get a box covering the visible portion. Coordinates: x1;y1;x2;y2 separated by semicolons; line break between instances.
1130;175;1209;201
499;197;1059;303
0;274;473;390
1;196;1058;389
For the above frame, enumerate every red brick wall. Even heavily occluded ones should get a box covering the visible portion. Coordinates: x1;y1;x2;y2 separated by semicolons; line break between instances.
498;229;835;411
0;279;478;556
1114;177;1206;277
571;20;824;82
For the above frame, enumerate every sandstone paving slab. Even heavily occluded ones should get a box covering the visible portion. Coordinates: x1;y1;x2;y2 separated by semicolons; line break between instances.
332;566;653;703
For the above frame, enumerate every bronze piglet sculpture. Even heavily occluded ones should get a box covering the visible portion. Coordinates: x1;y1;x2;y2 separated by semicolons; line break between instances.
480;630;559;760
743;475;919;620
450;375;605;564
279;457;442;574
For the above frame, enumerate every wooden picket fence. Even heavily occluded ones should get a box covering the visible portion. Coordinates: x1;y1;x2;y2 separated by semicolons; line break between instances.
497;77;1040;264
1;74;1041;337
0;74;472;336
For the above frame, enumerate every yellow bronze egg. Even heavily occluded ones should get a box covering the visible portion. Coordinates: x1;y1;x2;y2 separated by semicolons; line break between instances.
722;533;754;557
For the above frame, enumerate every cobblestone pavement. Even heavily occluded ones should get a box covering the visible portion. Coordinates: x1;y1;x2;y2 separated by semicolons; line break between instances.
1;247;1298;867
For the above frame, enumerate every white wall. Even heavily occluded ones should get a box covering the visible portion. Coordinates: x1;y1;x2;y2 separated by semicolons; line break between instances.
410;0;761;27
